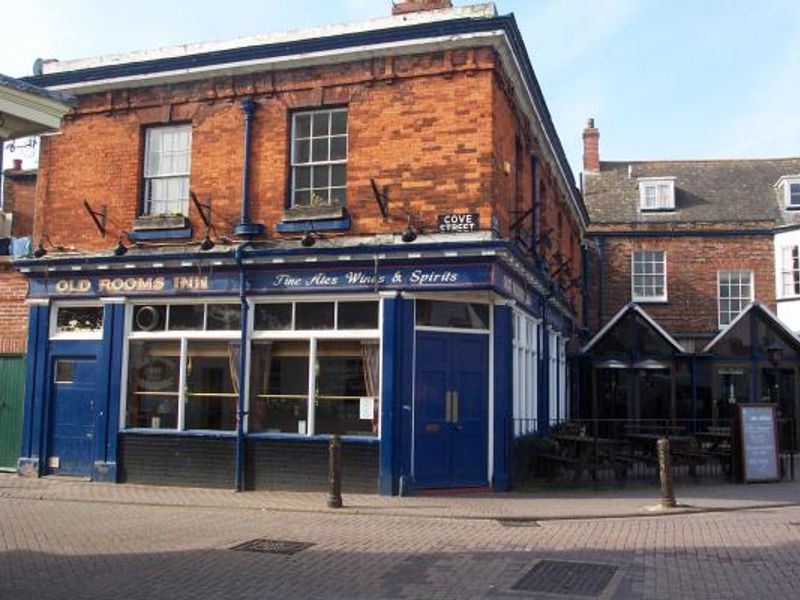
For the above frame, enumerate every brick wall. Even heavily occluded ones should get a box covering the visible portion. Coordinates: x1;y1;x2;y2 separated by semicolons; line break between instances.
0;261;28;353
3;169;37;237
35;50;504;250
588;233;775;338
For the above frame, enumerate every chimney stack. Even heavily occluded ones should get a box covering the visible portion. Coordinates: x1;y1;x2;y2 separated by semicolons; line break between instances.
392;0;452;16
582;118;600;173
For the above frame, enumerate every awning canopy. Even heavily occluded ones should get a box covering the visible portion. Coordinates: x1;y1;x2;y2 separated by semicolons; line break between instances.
0;73;76;139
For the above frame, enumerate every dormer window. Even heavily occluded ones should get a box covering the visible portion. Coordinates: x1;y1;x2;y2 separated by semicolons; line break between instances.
638;177;675;211
776;175;800;209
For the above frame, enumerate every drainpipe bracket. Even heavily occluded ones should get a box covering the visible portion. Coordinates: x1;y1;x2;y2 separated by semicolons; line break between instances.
233;222;266;238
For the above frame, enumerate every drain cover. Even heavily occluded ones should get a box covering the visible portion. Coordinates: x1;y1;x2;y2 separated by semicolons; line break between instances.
495;518;540;528
512;560;617;597
230;539;314;555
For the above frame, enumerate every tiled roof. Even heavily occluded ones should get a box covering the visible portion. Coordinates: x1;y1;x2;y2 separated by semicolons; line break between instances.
0;73;77;106
584;158;800;227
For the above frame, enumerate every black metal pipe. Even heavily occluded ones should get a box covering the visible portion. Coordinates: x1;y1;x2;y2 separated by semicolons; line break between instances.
234;242;251;491
234;99;265;238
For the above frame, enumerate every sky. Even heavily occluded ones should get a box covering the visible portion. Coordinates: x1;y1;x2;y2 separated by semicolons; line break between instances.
2;0;799;178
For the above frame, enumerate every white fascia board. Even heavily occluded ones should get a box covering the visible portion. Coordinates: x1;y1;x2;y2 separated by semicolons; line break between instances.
0;87;72;133
41;3;498;75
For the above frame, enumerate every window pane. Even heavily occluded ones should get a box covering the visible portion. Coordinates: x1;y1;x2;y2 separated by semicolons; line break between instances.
312;138;328;162
295;114;311;138
249;341;309;434
295;166;311;189
54;360;75;383
330;110;347;135
294;139;310;164
312;165;330;188
330;187;346;206
185;341;238;431
315;340;377;437
55;306;104;334
293;189;311;207
254;303;293;330
330;136;347;161
312;111;329;136
126;340;180;429
338;301;379;329
206;304;241;330
310;189;329;206
331;164;346;187
415;300;489;329
132;305;167;332
169;305;205;330
295;302;335;329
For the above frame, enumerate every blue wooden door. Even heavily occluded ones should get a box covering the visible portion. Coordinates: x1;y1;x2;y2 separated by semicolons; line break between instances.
47;358;96;477
414;332;488;488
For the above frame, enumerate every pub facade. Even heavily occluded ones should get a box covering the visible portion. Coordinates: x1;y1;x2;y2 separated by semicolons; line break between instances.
14;2;586;494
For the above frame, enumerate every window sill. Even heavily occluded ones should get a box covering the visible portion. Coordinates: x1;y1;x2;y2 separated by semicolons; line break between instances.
276;206;351;233
631;298;669;304
129;215;192;241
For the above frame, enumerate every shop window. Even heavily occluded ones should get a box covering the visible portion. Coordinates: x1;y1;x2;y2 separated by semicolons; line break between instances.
512;311;538;436
184;341;238;430
133;305;167;332
53;305;104;337
248;339;379;437
291;108;347;208
142;124;192;216
296;302;335;330
718;270;753;327
253;301;379;331
206;304;242;331
631;250;666;302
338;301;379;329
315;340;378;436
169;304;205;330
415;300;489;330
126;340;181;429
254;303;293;330
250;341;310;434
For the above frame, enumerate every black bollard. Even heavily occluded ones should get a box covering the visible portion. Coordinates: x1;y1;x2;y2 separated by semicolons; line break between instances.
657;437;677;509
327;434;343;509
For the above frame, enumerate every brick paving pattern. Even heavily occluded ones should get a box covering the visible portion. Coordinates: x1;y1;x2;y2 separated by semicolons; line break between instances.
1;475;800;598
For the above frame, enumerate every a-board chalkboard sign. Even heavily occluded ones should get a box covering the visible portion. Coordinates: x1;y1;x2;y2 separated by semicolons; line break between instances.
738;404;780;483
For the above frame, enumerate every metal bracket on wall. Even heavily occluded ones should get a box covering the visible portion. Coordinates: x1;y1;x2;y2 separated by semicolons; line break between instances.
82;200;108;237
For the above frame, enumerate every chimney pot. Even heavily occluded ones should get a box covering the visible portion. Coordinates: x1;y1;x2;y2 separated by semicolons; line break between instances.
392;0;452;16
12;159;23;171
583;118;600;173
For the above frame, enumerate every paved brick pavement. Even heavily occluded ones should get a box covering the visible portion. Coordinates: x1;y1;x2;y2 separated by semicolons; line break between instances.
1;474;800;598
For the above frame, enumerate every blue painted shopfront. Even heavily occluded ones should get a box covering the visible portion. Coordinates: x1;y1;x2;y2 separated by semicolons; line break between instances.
16;242;574;494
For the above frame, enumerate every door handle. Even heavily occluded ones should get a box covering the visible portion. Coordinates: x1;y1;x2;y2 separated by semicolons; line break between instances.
445;391;453;423
452;391;459;424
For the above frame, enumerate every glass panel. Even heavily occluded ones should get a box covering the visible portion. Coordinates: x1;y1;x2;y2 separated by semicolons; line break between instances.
312;111;329;136
249;341;309;434
206;304;241;330
126;340;180;429
330;187;346;206
415;300;489;329
132;305;167;332
295;302;335;330
311;138;328;162
635;314;674;355
330;110;347;135
312;165;330;188
295;166;311;189
638;368;671;421
315;341;377;436
294;139;310;164
54;360;75;383
715;367;749;421
331;164;346;187
55;306;104;334
294;114;311;138
330;136;347;161
169;305;205;330
293;189;311;207
338;301;379;329
254;303;293;330
184;341;238;430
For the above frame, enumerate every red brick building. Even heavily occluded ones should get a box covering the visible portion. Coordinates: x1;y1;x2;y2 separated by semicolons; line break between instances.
14;2;587;493
578;119;800;430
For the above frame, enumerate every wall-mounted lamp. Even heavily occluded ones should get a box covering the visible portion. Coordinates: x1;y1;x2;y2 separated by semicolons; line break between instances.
113;238;128;256
32;241;47;258
200;236;215;251
301;230;316;247
401;218;417;243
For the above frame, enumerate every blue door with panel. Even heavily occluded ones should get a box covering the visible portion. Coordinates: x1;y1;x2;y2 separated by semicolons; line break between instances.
47;358;97;477
414;332;488;488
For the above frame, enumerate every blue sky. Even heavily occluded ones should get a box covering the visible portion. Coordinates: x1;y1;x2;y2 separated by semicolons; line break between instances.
2;0;798;177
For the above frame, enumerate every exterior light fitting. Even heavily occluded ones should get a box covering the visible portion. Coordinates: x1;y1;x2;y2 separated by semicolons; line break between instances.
200;236;215;251
301;230;316;247
113;239;128;256
33;242;47;258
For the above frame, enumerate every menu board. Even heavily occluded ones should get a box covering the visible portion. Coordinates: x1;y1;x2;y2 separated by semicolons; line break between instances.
738;404;780;483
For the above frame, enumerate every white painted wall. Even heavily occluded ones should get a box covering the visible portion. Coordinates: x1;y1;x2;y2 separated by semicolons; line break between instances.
773;229;800;332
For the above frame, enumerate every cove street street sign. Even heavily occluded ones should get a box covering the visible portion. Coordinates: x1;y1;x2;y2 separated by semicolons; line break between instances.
437;213;479;233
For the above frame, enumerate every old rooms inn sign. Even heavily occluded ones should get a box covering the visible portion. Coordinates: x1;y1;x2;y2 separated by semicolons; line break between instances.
31;264;496;298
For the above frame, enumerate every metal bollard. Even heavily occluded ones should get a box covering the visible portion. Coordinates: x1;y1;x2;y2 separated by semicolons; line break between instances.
657;437;677;509
327;434;343;509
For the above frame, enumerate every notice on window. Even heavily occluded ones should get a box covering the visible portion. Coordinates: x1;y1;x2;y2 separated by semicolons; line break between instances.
360;397;374;420
298;420;307;435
